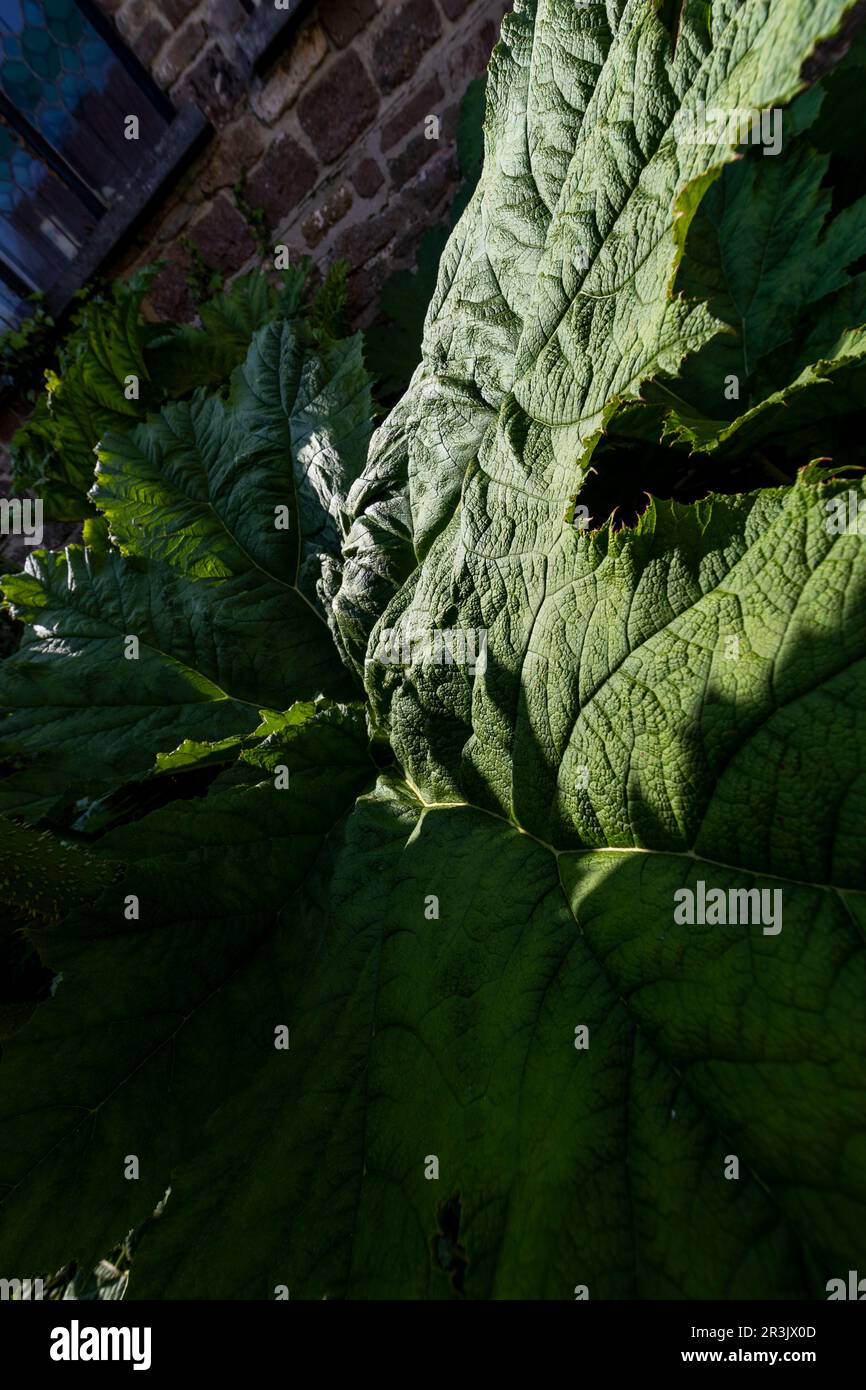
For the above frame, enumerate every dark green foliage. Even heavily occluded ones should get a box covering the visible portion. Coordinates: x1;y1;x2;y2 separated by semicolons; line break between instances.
1;2;866;1304
9;260;353;521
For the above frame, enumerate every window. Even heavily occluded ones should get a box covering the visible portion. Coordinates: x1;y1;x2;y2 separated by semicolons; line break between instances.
0;0;208;328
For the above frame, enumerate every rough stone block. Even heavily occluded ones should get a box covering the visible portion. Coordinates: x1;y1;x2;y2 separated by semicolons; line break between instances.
201;115;267;194
380;75;444;152
318;0;377;48
153;19;207;89
334;205;401;265
350;157;385;199
302;183;354;248
146;245;196;322
187;193;257;271
132;16;170;67
155;0;198;27
253;21;329;124
243;133;318;229
372;0;442;95
207;0;247;33
298;51;379;164
173;43;246;125
387;131;435;186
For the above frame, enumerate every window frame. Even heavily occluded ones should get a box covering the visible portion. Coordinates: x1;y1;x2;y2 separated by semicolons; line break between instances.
0;0;309;327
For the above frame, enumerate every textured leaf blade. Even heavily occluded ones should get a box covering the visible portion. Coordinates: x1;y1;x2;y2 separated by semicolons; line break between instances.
334;0;862;663
127;780;843;1300
0;706;374;1276
93;321;373;612
0;547;352;796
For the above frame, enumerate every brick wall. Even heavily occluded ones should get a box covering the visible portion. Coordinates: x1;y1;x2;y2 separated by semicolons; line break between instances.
97;0;512;324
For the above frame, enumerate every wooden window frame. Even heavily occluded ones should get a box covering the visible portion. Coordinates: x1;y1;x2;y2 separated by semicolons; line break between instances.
0;0;309;326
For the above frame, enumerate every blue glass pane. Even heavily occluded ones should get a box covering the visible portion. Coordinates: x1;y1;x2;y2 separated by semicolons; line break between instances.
0;280;26;330
81;34;102;67
2;60;41;114
0;1;172;312
60;73;86;106
41;105;66;144
1;2;112;146
0;1;23;30
60;47;83;76
44;0;84;46
0;114;93;289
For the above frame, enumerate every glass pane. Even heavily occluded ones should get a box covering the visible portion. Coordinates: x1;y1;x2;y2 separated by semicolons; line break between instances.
0;116;94;290
0;0;170;199
0;276;25;329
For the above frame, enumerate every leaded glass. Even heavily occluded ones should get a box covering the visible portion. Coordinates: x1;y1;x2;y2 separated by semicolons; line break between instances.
0;0;168;198
0;0;174;311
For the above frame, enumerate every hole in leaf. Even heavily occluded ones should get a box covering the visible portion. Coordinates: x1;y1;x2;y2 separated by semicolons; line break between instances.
431;1192;468;1294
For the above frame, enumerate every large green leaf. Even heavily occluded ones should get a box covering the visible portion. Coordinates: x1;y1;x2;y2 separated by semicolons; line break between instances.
114;475;866;1299
0;320;371;804
9;267;327;521
143;266;312;398
11;286;152;520
364;475;866;832
3;478;863;1298
92;321;373;607
0;704;374;1276
334;0;865;673
623;87;866;455
0;545;352;802
2;0;865;1305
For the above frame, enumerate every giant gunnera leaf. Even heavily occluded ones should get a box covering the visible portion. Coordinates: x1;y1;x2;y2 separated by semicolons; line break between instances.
1;0;865;1303
0;320;369;813
9;262;333;521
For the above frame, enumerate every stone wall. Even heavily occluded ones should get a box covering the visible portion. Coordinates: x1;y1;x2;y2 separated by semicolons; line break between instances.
97;0;512;324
